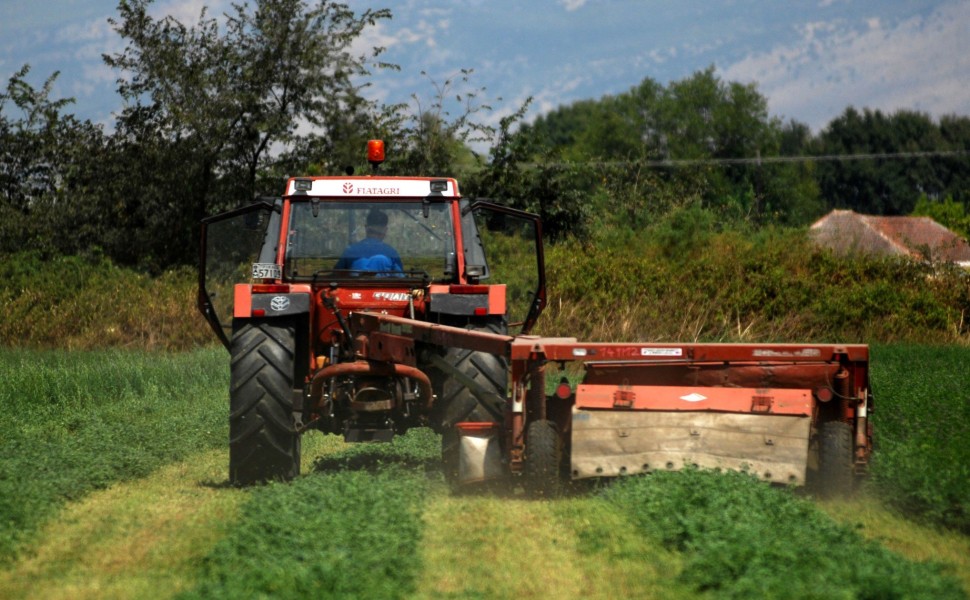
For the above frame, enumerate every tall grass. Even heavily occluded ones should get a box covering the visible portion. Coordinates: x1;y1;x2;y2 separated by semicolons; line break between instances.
869;344;970;533
0;348;227;562
0;252;211;350
3;230;970;350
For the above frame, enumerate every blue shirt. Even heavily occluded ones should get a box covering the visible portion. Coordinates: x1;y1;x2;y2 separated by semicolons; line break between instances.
335;237;404;273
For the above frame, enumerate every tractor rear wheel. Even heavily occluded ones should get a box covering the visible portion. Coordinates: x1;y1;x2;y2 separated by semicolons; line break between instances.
524;419;563;498
817;420;854;497
229;319;301;485
433;317;508;487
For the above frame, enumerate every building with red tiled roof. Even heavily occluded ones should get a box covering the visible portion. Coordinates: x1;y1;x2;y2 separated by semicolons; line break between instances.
809;210;970;267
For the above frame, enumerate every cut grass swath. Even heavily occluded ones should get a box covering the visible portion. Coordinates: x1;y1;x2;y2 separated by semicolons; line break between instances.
0;449;241;600
600;468;966;599
180;430;439;600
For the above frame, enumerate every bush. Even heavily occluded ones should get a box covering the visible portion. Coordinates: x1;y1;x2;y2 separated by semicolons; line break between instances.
538;227;970;344
0;251;213;350
4;225;970;350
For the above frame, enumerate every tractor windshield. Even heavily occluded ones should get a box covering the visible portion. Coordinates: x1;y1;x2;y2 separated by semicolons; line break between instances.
284;200;457;281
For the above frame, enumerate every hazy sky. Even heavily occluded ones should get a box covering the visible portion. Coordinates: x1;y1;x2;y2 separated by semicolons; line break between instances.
2;0;967;138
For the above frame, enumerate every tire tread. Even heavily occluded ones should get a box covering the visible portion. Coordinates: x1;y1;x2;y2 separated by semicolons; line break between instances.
229;319;300;485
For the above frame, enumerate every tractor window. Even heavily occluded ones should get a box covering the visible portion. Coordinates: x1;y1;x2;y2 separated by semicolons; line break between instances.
459;198;489;279
284;201;456;281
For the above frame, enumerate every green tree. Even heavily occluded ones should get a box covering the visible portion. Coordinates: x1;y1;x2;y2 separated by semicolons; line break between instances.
813;107;956;216
508;68;821;234
466;100;593;241
911;194;970;241
270;69;495;182
0;66;108;257
102;0;391;266
937;114;970;204
385;70;492;176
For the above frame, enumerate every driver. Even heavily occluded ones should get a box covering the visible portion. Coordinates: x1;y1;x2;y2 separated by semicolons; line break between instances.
335;208;404;274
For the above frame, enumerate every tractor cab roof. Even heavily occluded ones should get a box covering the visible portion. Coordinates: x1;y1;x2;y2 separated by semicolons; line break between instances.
285;176;460;198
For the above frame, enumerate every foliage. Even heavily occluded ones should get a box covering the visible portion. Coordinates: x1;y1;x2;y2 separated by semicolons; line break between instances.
6;22;970;272
181;432;437;600
0;251;211;350
97;0;392;267
5;214;970;351
524;67;782;164
267;68;500;191
0;66;110;260
0;66;75;215
0;348;226;563
649;203;719;259
507;73;970;240
514;68;824;235
538;226;970;345
382;69;494;175
912;194;970;241
601;469;966;598
813;107;970;216
2;1;401;272
2;2;519;272
869;344;970;533
465;100;595;241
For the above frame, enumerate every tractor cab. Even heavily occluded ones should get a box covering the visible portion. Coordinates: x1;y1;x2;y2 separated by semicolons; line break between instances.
198;163;546;350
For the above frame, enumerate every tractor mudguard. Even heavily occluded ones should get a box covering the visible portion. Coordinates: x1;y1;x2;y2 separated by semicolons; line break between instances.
428;283;507;318
234;285;312;319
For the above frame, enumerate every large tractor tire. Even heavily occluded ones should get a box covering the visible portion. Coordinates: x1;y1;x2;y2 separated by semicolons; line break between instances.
433;317;508;487
817;420;854;497
524;419;563;498
229;319;301;485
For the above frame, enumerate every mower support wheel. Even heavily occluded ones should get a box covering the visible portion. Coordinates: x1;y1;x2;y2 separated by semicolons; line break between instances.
817;420;854;497
524;419;563;498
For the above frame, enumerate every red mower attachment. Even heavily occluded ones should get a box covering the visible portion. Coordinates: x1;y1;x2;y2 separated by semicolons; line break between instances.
350;314;871;497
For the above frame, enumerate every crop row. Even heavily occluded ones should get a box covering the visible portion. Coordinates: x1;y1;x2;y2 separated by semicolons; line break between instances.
177;431;965;599
868;344;970;533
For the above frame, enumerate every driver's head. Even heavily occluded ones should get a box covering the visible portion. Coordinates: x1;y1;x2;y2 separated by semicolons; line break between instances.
365;208;388;238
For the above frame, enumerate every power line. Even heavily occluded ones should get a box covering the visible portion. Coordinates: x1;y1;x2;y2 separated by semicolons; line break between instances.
520;149;970;169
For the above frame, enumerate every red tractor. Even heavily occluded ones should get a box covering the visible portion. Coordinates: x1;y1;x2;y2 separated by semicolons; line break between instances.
200;141;872;495
199;142;545;485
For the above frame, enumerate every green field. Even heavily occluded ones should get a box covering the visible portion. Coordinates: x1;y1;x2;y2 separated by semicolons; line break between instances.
0;349;227;561
0;346;968;598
